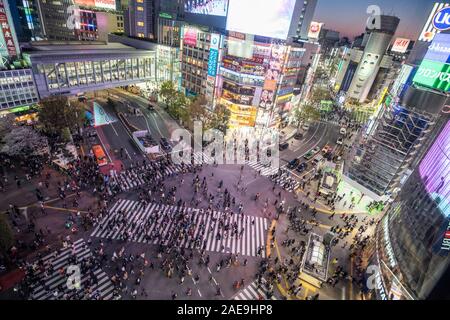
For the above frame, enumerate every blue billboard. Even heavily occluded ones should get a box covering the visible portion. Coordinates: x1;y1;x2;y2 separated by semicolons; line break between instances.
207;48;219;77
424;33;450;64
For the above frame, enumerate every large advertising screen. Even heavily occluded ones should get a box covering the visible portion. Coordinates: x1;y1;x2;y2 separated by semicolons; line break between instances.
184;0;228;29
418;2;450;42
74;0;116;10
419;120;450;255
412;59;450;92
226;0;296;40
424;33;450;64
184;0;228;16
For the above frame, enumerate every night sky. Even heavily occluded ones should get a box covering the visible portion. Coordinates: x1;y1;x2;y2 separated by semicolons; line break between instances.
314;0;442;40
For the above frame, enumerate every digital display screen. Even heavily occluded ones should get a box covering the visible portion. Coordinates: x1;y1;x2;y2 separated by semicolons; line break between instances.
184;0;228;17
226;0;297;40
419;120;450;217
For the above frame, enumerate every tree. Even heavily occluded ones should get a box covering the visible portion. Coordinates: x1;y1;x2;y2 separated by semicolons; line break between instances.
206;104;231;135
0;114;14;139
293;104;321;127
0;214;14;258
158;81;178;107
310;87;332;105
1;126;49;157
38;96;84;137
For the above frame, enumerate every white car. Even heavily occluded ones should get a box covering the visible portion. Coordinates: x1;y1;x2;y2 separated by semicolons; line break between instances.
340;127;347;135
302;123;310;131
336;137;343;145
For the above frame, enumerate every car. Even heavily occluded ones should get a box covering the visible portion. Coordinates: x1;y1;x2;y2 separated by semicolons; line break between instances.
296;162;308;173
336;137;343;145
92;145;108;167
160;137;172;151
340;127;347;135
302;123;310;131
322;144;333;154
294;132;303;140
147;103;155;111
303;151;314;160
312;155;324;167
312;146;321;154
279;142;289;151
288;158;301;169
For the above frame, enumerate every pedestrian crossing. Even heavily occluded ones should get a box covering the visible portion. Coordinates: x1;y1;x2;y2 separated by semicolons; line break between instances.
27;238;118;300
106;151;214;195
91;199;269;257
270;168;301;192
245;160;279;176
233;278;277;300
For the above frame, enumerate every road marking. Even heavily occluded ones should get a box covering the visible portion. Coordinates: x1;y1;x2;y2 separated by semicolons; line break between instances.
96;129;113;163
124;148;132;160
197;289;202;297
110;122;119;136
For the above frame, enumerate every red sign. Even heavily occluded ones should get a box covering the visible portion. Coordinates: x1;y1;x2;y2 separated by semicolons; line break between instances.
183;27;198;47
0;1;17;57
391;38;410;53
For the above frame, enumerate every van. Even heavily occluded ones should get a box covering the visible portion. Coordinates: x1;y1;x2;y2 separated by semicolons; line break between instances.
92;144;108;167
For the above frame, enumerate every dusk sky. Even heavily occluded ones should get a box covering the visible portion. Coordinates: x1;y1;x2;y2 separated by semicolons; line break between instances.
313;0;441;40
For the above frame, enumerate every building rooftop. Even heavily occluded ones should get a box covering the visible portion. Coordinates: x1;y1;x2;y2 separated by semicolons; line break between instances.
22;41;154;57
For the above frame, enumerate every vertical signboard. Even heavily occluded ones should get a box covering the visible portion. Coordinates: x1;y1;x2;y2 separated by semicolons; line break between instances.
0;0;17;57
418;2;450;42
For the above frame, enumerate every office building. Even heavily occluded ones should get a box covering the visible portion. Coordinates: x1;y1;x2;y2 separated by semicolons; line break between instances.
335;15;399;103
0;68;39;110
124;0;156;40
7;0;45;42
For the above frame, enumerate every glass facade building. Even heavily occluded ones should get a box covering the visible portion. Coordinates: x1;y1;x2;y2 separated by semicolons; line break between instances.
25;43;156;97
371;118;450;300
0;68;39;110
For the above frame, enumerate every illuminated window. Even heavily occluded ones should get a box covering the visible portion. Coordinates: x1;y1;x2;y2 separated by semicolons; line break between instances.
137;33;144;38
136;0;143;2
137;21;144;26
137;6;144;11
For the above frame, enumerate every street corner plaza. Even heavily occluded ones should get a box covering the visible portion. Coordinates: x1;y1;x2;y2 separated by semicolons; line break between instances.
1;0;449;306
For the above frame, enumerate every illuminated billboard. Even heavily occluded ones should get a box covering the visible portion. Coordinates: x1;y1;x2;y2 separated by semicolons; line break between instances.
391;38;410;53
413;59;450;92
308;21;323;40
226;0;296;40
184;0;228;17
74;0;116;10
184;0;228;29
182;27;198;46
424;33;450;63
419;120;450;254
418;2;450;42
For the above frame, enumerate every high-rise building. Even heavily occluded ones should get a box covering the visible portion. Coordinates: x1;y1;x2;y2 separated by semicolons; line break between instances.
348;32;450;197
369;114;450;300
292;0;318;41
335;15;399;103
7;0;45;42
124;0;156;40
36;0;78;40
156;0;184;47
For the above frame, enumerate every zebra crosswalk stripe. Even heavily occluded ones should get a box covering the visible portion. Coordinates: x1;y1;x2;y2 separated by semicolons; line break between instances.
29;239;117;300
233;279;277;300
92;200;268;257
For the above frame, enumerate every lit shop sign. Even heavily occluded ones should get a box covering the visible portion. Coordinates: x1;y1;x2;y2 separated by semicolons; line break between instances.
425;33;450;63
439;220;450;252
375;270;388;300
419;2;450;42
308;21;323;40
382;215;397;268
0;0;17;57
433;6;450;30
207;33;220;77
413;59;450;92
391;38;410;53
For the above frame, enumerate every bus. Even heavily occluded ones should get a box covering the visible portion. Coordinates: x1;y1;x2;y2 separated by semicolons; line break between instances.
92;144;108;167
